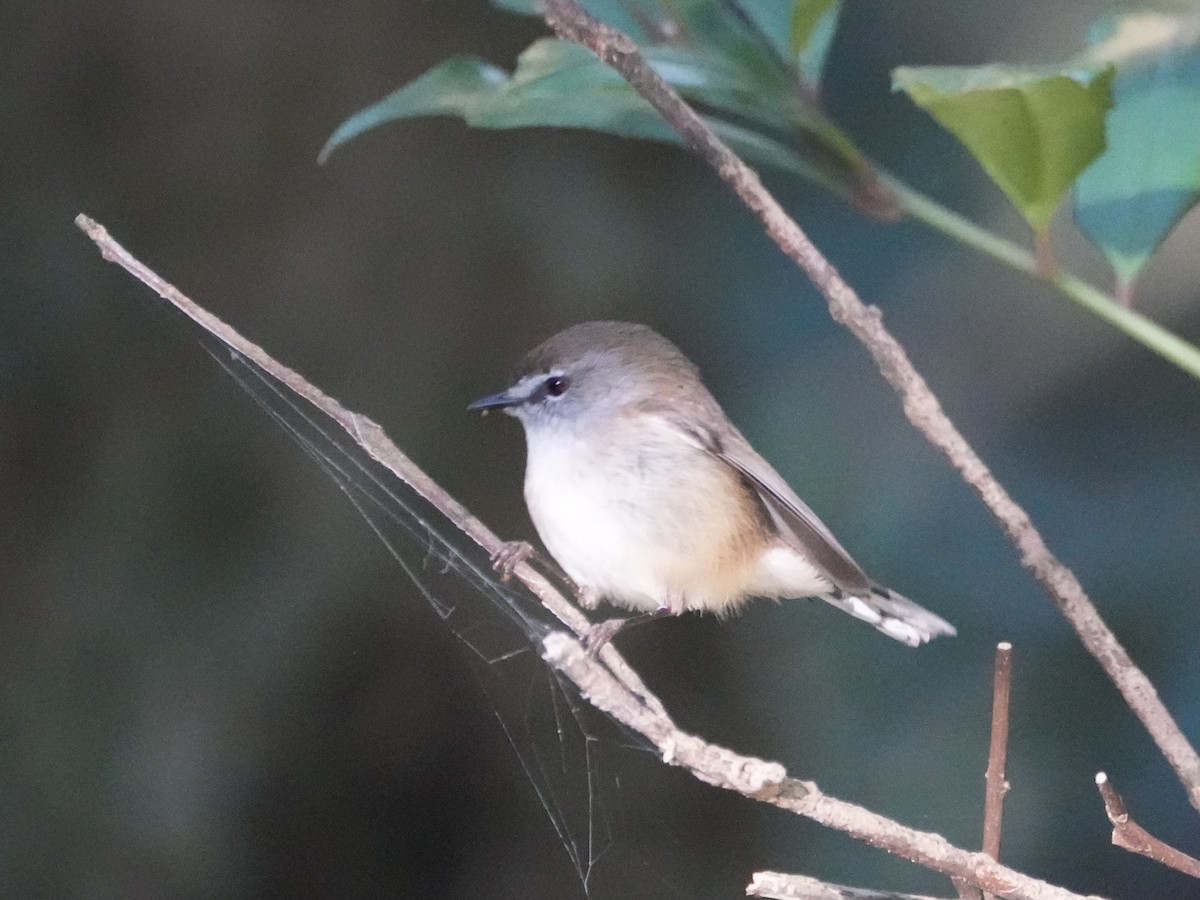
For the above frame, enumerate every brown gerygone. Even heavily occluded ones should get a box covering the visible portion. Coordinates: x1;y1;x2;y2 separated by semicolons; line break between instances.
470;321;955;650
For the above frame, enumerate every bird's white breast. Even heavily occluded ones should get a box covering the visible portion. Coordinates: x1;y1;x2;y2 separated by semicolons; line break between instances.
521;416;829;614
524;424;668;610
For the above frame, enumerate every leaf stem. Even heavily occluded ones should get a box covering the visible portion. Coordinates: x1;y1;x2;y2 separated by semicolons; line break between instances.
881;174;1200;381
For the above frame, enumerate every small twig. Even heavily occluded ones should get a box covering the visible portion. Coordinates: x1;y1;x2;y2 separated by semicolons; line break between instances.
538;0;1200;817
747;871;943;899
983;643;1014;861
1094;772;1200;879
76;214;1106;900
973;643;1015;900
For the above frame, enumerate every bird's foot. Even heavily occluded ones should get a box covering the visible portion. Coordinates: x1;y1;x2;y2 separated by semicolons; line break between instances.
489;540;534;581
582;607;671;656
583;618;630;656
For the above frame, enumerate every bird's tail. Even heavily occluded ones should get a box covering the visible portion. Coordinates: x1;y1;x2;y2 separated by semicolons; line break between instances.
824;585;956;647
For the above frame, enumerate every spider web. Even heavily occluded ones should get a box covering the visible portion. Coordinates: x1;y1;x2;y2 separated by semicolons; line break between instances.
205;343;680;897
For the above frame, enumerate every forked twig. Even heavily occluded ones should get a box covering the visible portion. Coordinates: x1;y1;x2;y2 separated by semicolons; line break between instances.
76;214;1104;900
1095;773;1200;879
537;0;1200;817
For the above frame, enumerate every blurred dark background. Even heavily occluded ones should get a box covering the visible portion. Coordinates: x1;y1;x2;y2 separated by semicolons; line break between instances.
3;0;1199;897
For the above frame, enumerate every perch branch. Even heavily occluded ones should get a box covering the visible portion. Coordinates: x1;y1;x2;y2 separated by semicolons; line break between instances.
747;870;943;899
744;645;1017;900
68;216;678;712
546;632;1101;900
77;214;1103;900
537;0;1200;816
1094;773;1200;879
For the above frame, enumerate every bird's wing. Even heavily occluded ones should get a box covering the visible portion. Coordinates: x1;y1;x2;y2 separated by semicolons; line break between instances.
669;416;872;596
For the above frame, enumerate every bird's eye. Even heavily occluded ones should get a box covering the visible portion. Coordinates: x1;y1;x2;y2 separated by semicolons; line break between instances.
544;375;569;397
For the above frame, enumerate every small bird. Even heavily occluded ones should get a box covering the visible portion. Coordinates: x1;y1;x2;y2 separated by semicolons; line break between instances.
470;321;955;651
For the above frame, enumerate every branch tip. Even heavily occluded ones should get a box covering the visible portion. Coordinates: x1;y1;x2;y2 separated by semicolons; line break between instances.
1095;772;1200;879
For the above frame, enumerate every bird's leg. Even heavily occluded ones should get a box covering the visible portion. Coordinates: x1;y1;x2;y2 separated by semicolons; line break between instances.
583;607;672;656
489;540;535;581
490;542;586;602
489;546;673;654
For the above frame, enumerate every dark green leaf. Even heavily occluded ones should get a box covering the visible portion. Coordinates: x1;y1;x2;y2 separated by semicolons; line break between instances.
640;45;790;131
893;64;1113;232
482;2;862;172
789;0;842;83
320;35;863;172
319;41;679;166
722;0;842;83
319;38;828;185
319;57;508;163
1074;13;1200;283
660;44;860;166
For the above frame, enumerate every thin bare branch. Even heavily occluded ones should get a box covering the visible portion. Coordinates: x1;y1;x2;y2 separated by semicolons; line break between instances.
983;643;1014;860
76;214;1105;900
1094;772;1200;879
537;0;1200;816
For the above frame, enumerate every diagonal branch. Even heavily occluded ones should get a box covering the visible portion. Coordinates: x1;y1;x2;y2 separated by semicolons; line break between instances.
747;870;945;899
536;0;1200;817
546;632;1101;900
76;214;1103;900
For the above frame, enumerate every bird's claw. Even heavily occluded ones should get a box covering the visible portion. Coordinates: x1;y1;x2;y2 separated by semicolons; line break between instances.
490;540;534;581
582;618;629;657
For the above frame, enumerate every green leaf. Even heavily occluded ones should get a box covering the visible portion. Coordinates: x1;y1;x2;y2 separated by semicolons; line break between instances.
319;58;508;163
476;2;862;173
640;44;802;135
724;0;842;83
789;0;842;83
638;13;857;162
319;41;678;166
319;38;829;185
1074;13;1200;284
893;64;1113;232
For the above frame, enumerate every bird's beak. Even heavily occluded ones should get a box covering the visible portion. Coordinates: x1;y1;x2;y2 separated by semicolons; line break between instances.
467;386;521;413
